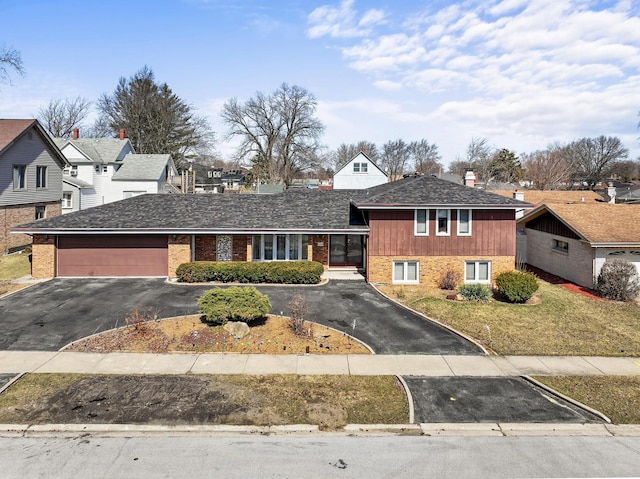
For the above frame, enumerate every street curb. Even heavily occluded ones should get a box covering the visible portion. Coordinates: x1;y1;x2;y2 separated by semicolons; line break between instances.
2;422;639;438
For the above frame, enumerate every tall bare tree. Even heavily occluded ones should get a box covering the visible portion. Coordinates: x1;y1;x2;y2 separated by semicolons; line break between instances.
562;136;628;187
522;144;573;190
37;97;92;138
448;137;494;180
0;45;24;84
381;139;410;180
410;139;442;175
221;83;324;187
96;66;214;168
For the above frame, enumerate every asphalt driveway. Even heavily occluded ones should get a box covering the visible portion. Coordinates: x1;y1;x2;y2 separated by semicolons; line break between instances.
0;278;480;354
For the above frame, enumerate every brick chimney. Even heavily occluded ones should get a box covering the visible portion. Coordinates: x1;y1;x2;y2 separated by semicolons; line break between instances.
72;128;79;140
463;169;476;188
119;129;126;140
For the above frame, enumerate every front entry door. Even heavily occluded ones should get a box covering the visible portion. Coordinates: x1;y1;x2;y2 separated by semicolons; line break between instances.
330;235;363;267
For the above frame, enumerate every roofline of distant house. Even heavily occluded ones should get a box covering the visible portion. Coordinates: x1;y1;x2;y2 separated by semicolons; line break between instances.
354;203;533;210
11;227;371;235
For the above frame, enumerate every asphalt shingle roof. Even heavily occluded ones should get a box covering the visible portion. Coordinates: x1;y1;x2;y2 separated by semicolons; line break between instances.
0;119;35;154
112;154;172;181
520;203;640;244
353;175;531;207
55;138;132;164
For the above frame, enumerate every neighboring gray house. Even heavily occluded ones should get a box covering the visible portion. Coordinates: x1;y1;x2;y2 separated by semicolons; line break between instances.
333;152;387;189
56;131;178;212
0;119;68;253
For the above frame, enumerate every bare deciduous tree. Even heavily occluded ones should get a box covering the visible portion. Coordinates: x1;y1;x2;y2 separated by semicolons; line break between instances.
381;139;410;180
409;139;442;175
0;45;24;84
221;83;324;187
333;140;379;171
37;97;92;138
448;137;494;180
522;144;573;190
562;136;628;187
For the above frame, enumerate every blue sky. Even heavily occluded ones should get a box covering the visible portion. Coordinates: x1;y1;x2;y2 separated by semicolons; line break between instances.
2;0;639;166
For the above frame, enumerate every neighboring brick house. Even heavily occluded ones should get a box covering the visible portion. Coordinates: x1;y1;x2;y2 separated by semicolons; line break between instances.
0;119;67;254
14;175;529;283
518;203;640;289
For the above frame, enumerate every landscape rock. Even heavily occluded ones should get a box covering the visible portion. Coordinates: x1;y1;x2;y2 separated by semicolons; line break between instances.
223;321;250;338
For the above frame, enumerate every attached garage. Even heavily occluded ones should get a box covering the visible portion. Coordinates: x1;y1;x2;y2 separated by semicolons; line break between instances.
57;235;168;277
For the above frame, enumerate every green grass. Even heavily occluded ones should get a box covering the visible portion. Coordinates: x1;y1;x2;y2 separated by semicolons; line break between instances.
533;376;640;424
0;253;31;281
380;281;640;356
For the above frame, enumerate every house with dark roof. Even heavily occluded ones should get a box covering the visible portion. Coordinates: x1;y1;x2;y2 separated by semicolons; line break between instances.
333;152;387;189
0;119;68;254
13;175;530;283
55;131;178;213
518;203;640;289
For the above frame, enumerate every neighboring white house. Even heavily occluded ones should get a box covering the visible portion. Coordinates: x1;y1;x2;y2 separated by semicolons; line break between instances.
333;152;387;189
56;133;178;213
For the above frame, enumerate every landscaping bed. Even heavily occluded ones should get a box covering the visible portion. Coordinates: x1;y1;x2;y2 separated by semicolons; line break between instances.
65;314;371;354
0;373;408;429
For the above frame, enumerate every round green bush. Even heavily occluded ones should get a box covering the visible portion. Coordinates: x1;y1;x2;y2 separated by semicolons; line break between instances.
458;283;492;302
495;271;539;303
198;286;271;325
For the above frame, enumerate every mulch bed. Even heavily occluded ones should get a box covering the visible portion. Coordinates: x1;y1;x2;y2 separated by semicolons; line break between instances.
525;265;604;301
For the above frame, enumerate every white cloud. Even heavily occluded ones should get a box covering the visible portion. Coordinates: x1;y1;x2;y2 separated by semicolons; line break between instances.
306;0;386;39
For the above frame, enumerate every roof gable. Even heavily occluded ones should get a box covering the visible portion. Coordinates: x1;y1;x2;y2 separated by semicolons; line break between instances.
112;154;175;181
519;203;640;244
57;138;135;165
0;119;68;168
334;152;387;177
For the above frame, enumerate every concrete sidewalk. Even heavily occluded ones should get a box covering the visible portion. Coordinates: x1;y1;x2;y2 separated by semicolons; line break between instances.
1;351;639;376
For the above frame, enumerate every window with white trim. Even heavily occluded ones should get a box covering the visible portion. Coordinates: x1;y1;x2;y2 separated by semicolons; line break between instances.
457;209;472;236
252;234;308;261
13;165;26;190
62;192;72;209
414;209;429;236
353;162;368;173
436;209;450;236
36;166;47;189
393;260;419;283
465;260;490;283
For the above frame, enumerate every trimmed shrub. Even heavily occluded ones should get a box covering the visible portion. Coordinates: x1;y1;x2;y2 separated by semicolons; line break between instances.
438;269;462;290
198;286;271;325
176;261;324;284
495;270;539;303
458;283;492;302
596;259;640;302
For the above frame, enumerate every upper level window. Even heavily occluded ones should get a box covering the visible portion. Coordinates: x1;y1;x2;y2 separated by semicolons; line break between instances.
36;166;47;188
353;162;368;173
436;209;450;236
62;192;72;209
457;209;472;236
13;165;26;190
415;209;429;236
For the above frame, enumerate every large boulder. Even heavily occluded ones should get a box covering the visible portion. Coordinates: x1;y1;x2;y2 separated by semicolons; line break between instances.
223;321;250;338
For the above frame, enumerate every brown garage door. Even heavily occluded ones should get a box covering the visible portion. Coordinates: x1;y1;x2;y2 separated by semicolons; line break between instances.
57;235;168;277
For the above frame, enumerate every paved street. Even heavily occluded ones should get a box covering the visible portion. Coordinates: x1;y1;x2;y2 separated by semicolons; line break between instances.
2;436;640;478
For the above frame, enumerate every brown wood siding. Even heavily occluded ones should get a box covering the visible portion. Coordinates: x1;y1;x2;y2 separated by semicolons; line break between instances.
368;209;515;256
526;212;581;240
57;235;168;277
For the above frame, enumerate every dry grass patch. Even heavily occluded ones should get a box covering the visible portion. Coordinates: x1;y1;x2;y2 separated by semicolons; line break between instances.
379;281;640;356
0;374;408;429
533;376;640;424
0;253;31;296
66;314;370;354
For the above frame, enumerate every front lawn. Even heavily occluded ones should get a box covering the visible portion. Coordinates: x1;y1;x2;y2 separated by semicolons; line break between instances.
378;280;640;356
533;376;640;424
0;252;30;281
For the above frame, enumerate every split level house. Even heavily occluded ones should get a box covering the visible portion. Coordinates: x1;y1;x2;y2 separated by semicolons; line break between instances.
55;129;179;213
14;175;531;284
0;119;67;254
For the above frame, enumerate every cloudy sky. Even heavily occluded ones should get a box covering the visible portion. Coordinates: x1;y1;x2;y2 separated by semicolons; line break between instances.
1;0;639;166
